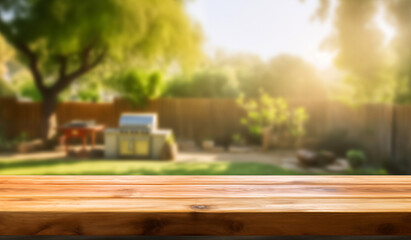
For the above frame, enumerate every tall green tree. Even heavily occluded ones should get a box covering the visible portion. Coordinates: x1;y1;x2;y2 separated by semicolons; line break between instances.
0;0;202;139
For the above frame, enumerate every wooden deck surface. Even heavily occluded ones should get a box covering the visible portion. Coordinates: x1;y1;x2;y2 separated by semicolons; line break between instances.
1;176;411;236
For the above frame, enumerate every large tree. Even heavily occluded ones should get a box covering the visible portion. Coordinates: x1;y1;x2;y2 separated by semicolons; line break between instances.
0;0;202;139
310;0;411;103
313;0;391;102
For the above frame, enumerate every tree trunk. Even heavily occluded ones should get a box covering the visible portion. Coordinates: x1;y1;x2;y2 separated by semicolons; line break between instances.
41;93;58;141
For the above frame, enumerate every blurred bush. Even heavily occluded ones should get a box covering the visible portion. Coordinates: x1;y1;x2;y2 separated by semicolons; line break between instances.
164;69;239;98
109;70;163;107
237;92;309;145
346;149;367;169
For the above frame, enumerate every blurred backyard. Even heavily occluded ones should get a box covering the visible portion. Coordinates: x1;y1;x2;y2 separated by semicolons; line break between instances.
0;149;385;175
1;0;411;175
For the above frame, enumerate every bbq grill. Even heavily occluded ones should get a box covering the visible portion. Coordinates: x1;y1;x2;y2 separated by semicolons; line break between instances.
104;113;172;159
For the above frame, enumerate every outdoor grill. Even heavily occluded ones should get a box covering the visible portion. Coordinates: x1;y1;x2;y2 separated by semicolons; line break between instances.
104;113;172;159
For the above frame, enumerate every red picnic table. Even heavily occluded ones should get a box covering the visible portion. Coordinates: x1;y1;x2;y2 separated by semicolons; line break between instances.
58;124;105;153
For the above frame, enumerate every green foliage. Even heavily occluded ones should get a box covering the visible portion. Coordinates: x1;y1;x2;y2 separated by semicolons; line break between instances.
346;149;367;169
0;0;203;115
77;85;101;102
237;92;309;144
290;107;309;140
63;80;102;102
209;52;325;99
0;0;202;69
110;70;163;106
164;53;325;101
164;69;239;98
19;80;43;101
0;78;14;96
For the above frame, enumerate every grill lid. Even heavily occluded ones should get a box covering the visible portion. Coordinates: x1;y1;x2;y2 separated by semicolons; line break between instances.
119;113;157;129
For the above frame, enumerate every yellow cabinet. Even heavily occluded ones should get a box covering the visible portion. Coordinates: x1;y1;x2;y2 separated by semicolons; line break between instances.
135;140;149;156
119;137;150;157
120;139;133;156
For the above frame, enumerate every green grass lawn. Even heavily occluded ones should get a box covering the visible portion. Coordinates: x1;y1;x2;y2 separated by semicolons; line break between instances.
0;158;304;175
0;158;388;175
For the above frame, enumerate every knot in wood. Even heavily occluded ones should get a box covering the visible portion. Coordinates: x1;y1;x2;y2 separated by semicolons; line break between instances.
190;204;211;210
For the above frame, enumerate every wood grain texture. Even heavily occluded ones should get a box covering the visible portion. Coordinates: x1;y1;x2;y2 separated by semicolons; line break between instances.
1;176;411;236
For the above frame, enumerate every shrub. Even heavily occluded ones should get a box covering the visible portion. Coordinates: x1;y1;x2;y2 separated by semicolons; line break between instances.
236;92;309;145
346;149;367;169
110;70;163;107
164;70;239;98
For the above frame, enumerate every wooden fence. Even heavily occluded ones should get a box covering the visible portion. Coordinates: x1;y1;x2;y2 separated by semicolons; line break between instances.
1;97;411;171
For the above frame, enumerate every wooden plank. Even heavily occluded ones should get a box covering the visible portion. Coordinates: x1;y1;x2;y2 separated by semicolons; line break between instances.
3;184;411;198
1;176;411;185
2;176;411;236
3;197;411;213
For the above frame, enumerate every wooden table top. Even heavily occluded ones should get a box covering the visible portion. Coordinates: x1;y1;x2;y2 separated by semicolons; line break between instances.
1;176;411;236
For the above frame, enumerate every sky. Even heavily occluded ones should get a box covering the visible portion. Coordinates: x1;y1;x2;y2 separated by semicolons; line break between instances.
186;0;395;70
